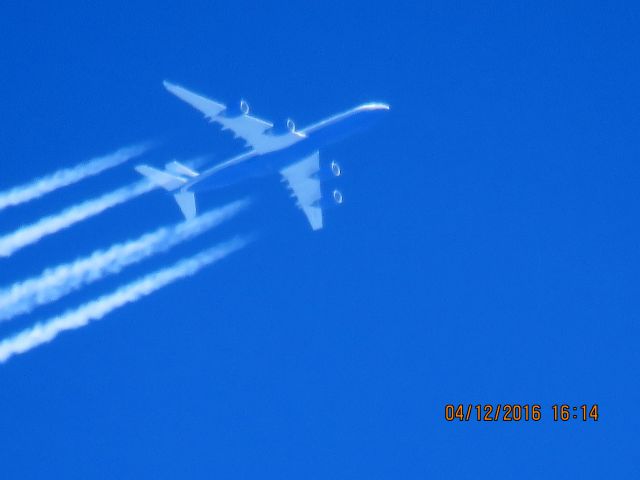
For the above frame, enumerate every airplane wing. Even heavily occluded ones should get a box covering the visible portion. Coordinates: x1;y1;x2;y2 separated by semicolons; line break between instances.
280;151;323;230
164;81;302;153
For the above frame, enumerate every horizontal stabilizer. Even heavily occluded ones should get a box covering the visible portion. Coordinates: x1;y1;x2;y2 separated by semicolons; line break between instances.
135;165;186;191
174;191;197;220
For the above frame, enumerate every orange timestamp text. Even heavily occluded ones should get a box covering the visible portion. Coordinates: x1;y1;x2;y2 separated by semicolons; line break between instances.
444;404;599;422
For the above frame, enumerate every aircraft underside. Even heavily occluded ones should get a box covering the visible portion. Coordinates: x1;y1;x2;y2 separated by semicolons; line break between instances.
134;81;388;229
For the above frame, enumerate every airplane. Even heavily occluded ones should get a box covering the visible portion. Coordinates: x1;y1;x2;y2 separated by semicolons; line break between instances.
136;81;390;230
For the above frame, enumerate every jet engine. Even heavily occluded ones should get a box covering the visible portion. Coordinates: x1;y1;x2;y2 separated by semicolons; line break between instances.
240;99;250;115
330;160;342;177
286;118;296;133
332;189;344;204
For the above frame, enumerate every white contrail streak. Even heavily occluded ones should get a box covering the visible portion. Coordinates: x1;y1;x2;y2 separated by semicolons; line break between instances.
0;237;248;363
0;180;153;257
0;144;149;212
0;199;248;322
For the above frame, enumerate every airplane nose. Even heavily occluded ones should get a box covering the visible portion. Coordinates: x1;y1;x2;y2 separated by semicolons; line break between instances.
360;102;390;111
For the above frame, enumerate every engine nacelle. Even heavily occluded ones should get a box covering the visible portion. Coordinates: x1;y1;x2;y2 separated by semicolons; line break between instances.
332;189;343;204
286;118;296;133
330;160;342;177
240;99;250;115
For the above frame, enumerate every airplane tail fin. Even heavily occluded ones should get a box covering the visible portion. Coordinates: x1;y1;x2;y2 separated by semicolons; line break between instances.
135;165;186;191
165;160;199;178
135;160;199;192
135;161;200;220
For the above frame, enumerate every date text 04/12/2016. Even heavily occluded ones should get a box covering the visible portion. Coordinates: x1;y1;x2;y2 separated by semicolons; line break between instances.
444;404;599;422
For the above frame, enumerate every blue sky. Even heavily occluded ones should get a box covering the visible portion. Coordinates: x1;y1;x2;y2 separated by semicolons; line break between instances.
0;1;638;478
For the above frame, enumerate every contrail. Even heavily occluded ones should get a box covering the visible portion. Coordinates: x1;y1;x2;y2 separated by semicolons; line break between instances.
0;144;149;212
0;180;154;257
0;237;248;363
0;199;248;322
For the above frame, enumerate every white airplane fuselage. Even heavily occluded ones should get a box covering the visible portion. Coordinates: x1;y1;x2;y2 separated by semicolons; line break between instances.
182;103;389;194
136;82;390;227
